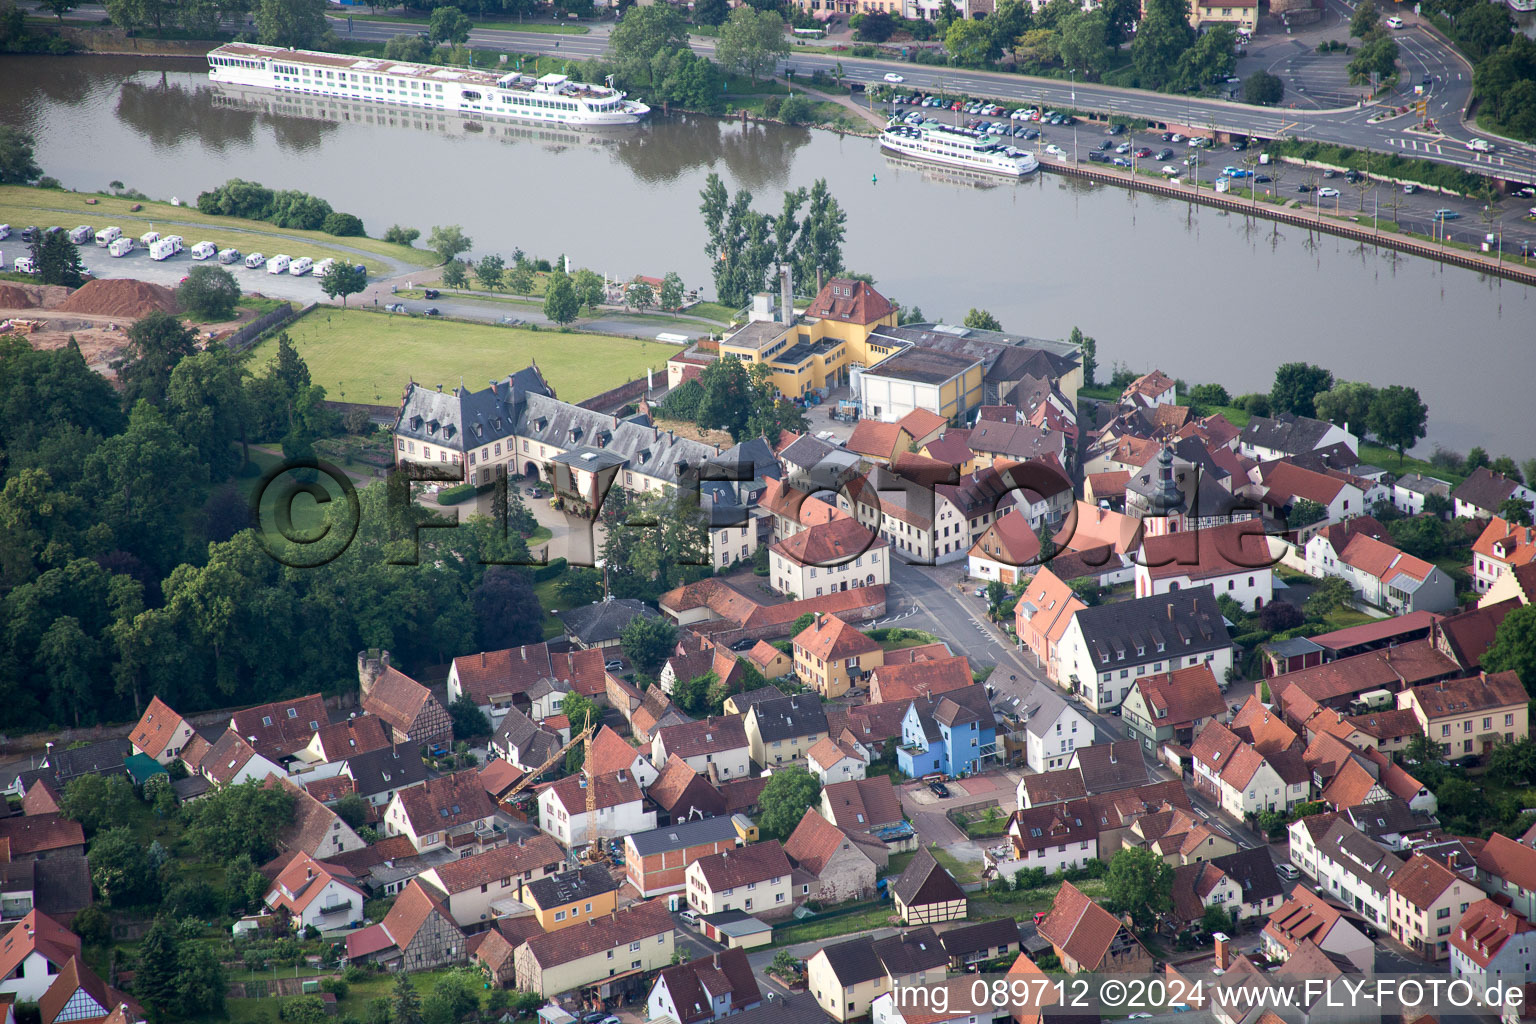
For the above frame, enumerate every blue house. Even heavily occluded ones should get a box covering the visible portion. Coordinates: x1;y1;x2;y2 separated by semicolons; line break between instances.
896;686;997;778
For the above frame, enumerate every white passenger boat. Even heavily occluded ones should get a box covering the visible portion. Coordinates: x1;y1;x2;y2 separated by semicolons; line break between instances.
880;122;1039;177
1508;0;1535;14
207;42;649;127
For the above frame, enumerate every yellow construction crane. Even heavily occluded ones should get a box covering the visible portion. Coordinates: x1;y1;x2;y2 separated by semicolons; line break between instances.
493;710;608;864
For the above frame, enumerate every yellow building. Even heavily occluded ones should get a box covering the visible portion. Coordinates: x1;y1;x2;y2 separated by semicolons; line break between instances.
1397;671;1529;759
521;864;618;933
793;613;885;698
513;902;674;997
718;279;900;399
1190;0;1256;31
808;929;949;1022
1388;852;1477;961
857;347;985;426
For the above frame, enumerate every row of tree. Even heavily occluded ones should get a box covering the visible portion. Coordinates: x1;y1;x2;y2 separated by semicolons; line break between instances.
698;173;846;307
197;178;366;236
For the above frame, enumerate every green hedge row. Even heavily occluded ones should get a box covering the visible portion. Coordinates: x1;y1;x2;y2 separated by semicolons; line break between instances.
533;557;568;582
437;483;478;505
1267;139;1484;195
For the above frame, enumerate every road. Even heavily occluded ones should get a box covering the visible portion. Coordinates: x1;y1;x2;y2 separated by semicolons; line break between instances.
321;14;1536;182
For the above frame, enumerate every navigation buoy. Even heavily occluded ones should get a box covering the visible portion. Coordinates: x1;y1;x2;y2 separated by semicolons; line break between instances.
872;173;878;185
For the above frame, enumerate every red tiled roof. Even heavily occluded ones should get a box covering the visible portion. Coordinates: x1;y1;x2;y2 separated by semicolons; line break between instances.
130;696;187;760
807;736;865;771
1474;517;1536;568
230;694;328;759
1390;852;1460;910
1140;522;1277;582
1452;899;1536;969
310;715;391;761
267;852;362;915
846;420;902;461
545;769;644;815
1270;641;1457;708
795;614;880;663
1263;887;1348;955
382;879;461;950
21;779;62;817
0;814;84;857
657;715;748;760
1131;665;1226;730
1476;833;1536;892
429;835;565;894
587;726;647;777
969;509;1041;566
784;807;855;875
0;911;81;985
1229;696;1299;756
1037;881;1131;970
521;900;672;969
1259;461;1349;506
806;277;895;325
691;840;790;891
451;643;607;706
772;516;887;567
1337;533;1436;584
397;771;497;834
871;655;972;704
822;775;902;831
1406;671;1528;719
478;757;524;799
362;666;433;736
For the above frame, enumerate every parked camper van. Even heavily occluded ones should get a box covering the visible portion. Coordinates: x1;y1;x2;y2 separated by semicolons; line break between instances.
0;224;10;241
191;241;217;261
244;252;266;269
289;256;314;276
266;254;291;274
108;237;135;257
163;235;184;254
69;226;93;244
95;226;122;247
13;256;36;274
149;239;179;261
139;231;160;247
218;248;242;265
312;258;335;278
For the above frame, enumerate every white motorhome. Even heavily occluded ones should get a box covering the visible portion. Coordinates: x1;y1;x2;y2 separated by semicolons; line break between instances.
69;226;93;244
0;224;10;240
139;230;160;247
163;235;184;254
191;241;217;261
244;252;266;269
312;258;335;278
13;256;36;274
149;239;179;261
95;226;122;246
289;256;314;276
266;254;291;274
108;237;135;257
218;248;242;265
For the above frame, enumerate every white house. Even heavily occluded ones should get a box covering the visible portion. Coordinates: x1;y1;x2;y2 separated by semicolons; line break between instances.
1190;721;1308;819
685;841;795;920
1310;818;1403;931
807;737;869;785
1016;679;1094;774
769;517;889;600
128;696;196;765
1306;531;1458;615
199;730;284;787
1393;474;1452;517
536;771;655;849
0;911;80;1003
1054;588;1234;712
651;716;751;782
415;835;567;928
1240;414;1358;463
265;852;367;931
991;800;1098;879
382;771;499;854
1451;898;1536;992
1134;524;1277;612
1257;462;1366;527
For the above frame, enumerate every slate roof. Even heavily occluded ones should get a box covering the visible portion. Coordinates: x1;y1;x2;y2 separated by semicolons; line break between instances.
1240;413;1341;456
46;738;130;784
628;816;741;858
1452;467;1524;513
394;367;552;450
493;706;563;769
345;745;429;799
230;694;328;759
524;864;617;909
33;854;92;921
1210;847;1285;907
558;599;660;647
1010;801;1094;856
748;694;828;743
940;918;1019;960
892;847;964;908
1070;741;1148;792
1070;587;1228;672
872;927;948;976
817;935;887;987
823;775;902;831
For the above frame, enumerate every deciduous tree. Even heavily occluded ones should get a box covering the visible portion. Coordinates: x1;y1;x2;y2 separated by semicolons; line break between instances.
255;0;325;48
620;615;678;676
426;223;473;265
1484;604;1536;696
474;253;506;291
1105;846;1173;926
717;6;789;83
428;4;472;42
1269;362;1334;418
542;270;581;326
119;311;199;409
320;261;367;306
607;3;690;89
1367;384;1427;463
1244;69;1284;104
963;308;1002;331
177;265;241;320
757;767;821;841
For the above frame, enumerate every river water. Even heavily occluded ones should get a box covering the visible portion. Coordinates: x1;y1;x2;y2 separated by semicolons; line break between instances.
3;55;1533;455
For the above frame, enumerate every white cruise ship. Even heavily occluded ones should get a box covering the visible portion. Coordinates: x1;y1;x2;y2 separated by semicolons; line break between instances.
207;42;649;126
880;122;1038;177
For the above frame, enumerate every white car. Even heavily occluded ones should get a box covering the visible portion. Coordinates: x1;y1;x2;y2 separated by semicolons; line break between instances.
679;909;699;924
884;72;904;83
1044;143;1064;156
1162;165;1181;175
1386;15;1404;27
1317;186;1340;197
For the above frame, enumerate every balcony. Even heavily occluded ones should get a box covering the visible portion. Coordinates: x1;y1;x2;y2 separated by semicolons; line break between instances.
317;899;354;916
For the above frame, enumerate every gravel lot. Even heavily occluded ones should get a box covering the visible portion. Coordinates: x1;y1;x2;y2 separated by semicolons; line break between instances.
68;240;349;304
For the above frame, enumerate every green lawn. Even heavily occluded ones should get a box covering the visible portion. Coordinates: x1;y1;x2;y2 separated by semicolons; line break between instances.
0;186;436;277
252;308;672;406
772;902;900;946
929;846;982;884
685;301;738;323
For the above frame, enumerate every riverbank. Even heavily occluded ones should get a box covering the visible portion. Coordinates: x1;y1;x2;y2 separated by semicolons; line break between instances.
0;186;437;277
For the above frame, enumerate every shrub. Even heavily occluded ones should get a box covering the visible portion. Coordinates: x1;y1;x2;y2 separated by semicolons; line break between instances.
437;482;477;504
323;212;366;237
532;557;568;582
762;95;782;117
778;94;817;124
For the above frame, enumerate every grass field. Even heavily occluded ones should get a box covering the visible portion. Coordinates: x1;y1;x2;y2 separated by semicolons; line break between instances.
0;186;437;277
253;307;673;405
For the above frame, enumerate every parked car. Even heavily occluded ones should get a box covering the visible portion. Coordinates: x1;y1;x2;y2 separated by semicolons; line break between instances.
1317;186;1340;198
1107;123;1125;135
1432;208;1460;220
423;288;439;299
1096;140;1113;151
1033;911;1049;925
929;780;950;798
604;660;624;672
1162;165;1181;175
423;306;440;315
1402;183;1418;194
1255;174;1271;183
1277;863;1301;880
1134;147;1152;158
1297;183;1313;193
1155;148;1174;160
1520;240;1536;257
387;303;406;313
679;908;699;924
1161;131;1175;141
1115;142;1132;153
1322;169;1338;178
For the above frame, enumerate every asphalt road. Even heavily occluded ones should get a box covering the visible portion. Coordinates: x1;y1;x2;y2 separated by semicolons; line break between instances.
323;14;1536;182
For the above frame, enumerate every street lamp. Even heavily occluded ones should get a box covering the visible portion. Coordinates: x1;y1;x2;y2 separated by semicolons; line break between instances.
1069;69;1077;163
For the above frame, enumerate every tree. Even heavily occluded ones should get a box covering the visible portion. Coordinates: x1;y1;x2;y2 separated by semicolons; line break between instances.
758;767;821;841
323;212;364;237
542;270;581;327
694;0;728;24
332;792;369;830
391;973;424;1024
384;224;421;247
30;230;86;287
183;777;295;862
797;178;846;292
659;271;685;311
1270;362;1335;418
1172;24;1235;92
556;568;603;606
946;16;998;67
625;280;655;313
72;904;112;947
1313;380;1377;432
429;4;472;42
426;224;473;265
422;969;481;1024
1404;729;1443;765
449;693;492;740
572;268;605;311
1068;326;1096;387
621;615;678;676
255;0;325;48
1499;498;1534;527
119;311;199;409
506;261;535;295
1348;34;1398;85
1488;738;1536;786
607;3;691;90
1288;498;1328;528
1058;9;1111;77
1243;69;1284;105
1349;0;1379;37
136;918;182;1022
177;265;241;320
1202;903;1235;935
1306;575;1355;618
1484;604;1536;695
472;566;544;651
1131;0;1194;89
0;126;42;186
59;773;137;836
1367;385;1428;463
40;0;74;22
320;261;367;307
717;6;789;84
1105;846;1173;927
90;827;161;907
1014;29;1061;68
474;253;506;291
963;308;1002;331
441;259;468;290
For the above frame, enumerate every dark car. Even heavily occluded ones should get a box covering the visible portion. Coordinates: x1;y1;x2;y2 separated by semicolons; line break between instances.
1155;148;1174;160
1255;174;1271;183
1096;140;1113;151
1112;156;1131;167
1231;140;1247;151
1108;123;1126;135
929;781;950;798
729;638;757;652
1344;170;1362;183
581;1013;607;1024
423;288;440;299
423;306;440;316
1022;128;1040;139
1297;183;1313;193
1088;152;1109;163
1161;131;1175;142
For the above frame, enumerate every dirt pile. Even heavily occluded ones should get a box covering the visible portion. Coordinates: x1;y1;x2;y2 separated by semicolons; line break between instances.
56;279;179;318
0;285;36;309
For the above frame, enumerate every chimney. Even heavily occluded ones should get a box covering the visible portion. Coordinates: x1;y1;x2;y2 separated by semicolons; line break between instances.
1167;604;1174;620
1213;931;1231;970
779;264;794;326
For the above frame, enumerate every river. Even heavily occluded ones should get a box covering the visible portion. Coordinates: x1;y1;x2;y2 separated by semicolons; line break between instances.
3;55;1533;455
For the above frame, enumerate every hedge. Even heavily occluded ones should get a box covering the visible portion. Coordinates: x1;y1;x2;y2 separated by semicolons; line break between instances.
533;558;568;582
1266;139;1485;195
437;483;477;504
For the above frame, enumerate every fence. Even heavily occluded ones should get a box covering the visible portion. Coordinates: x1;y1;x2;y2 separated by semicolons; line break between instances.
225;301;312;353
1041;161;1536;285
